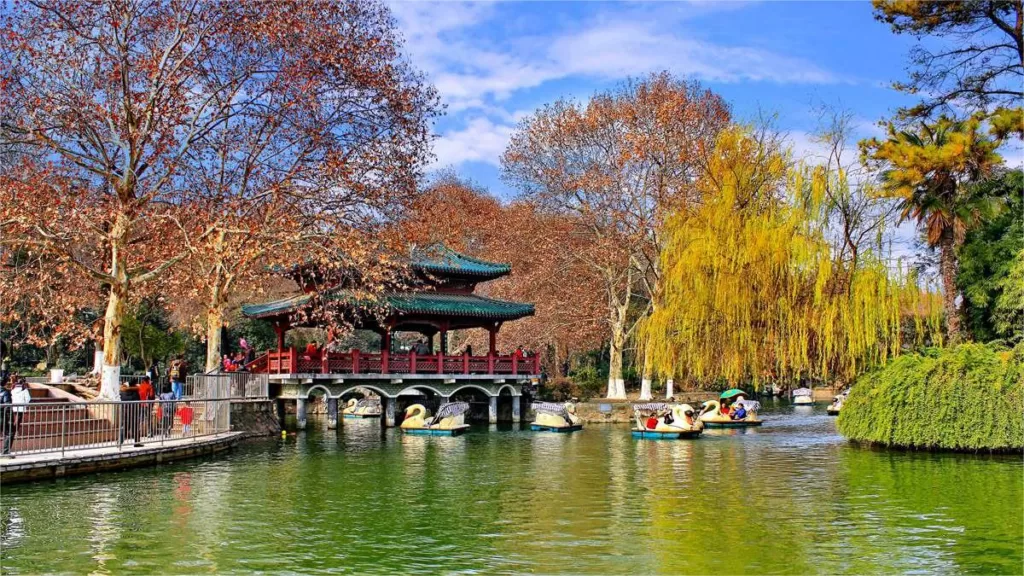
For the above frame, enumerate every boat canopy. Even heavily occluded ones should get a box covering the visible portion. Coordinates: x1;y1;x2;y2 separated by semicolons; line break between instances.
533;402;571;419
720;388;747;400
792;387;813;397
356;398;380;409
434;402;470;419
735;398;761;412
633;402;672;413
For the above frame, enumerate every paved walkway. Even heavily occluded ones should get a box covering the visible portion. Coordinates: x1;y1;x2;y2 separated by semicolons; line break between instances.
0;432;244;483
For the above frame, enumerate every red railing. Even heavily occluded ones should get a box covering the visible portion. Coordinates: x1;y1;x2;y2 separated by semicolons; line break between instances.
255;349;540;376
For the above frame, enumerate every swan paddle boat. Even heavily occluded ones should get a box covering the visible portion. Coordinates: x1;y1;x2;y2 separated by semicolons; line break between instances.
699;389;763;428
792;387;814;405
343;397;382;419
531;402;584;432
400;401;471;436
631;403;703;439
826;391;847;416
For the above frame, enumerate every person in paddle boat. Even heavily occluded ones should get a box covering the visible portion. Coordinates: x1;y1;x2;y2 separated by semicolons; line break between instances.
699;389;763;426
531;402;583;431
633;403;702;433
827;390;847;415
730;402;747;420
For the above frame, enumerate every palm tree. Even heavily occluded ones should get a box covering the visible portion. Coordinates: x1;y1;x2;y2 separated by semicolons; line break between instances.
861;114;1004;343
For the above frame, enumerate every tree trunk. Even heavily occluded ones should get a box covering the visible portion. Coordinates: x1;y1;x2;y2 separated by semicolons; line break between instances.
206;303;224;373
100;214;130;401
607;322;626;399
939;234;962;344
639;346;653;400
665;378;674;400
205;232;229;372
100;275;127;400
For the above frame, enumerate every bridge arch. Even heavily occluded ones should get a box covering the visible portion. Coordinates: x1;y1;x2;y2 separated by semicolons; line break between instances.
496;384;521;397
450;383;496;398
336;384;393;399
306;384;332;398
400;384;447;398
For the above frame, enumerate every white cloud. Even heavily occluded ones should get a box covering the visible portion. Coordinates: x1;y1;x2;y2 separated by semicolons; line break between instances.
431;116;516;168
391;1;848;170
391;1;844;114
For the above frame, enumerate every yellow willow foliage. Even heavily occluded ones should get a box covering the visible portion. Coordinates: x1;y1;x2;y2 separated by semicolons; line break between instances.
640;128;942;387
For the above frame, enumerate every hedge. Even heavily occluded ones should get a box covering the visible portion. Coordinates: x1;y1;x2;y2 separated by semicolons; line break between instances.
837;343;1024;452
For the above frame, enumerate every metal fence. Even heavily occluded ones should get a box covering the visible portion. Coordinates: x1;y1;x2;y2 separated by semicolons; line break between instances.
0;398;232;458
184;372;268;399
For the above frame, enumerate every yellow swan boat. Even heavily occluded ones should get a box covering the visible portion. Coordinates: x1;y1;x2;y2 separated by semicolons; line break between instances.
343;397;382;419
531;402;583;432
400;402;471;436
631;403;703;439
699;390;763;428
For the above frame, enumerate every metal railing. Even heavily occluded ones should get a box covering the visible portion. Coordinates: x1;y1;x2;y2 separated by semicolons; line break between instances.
184;372;268;399
0;398;232;458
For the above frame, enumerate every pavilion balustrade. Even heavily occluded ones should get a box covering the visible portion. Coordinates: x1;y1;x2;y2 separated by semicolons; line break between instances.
257;348;540;376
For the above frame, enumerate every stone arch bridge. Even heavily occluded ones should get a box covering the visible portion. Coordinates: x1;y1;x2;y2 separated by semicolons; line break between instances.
274;374;532;429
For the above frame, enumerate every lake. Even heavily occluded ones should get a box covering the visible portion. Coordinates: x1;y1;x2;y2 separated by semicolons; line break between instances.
2;401;1021;574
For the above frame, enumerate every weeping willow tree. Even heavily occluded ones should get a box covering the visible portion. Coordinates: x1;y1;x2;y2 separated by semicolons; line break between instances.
640;127;941;388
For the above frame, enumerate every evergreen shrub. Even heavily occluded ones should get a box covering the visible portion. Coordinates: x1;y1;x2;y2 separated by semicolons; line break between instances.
838;343;1023;452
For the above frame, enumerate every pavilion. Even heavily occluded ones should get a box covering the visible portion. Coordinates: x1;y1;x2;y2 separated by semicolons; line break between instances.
241;244;539;428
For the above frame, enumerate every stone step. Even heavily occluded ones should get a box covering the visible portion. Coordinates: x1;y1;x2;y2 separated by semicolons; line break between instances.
10;428;120;453
15;406;91;423
15;418;116;437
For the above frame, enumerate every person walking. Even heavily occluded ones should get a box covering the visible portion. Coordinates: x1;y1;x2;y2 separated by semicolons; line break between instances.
138;376;155;437
169;355;187;399
118;383;143;447
0;379;13;456
7;379;31;455
146;360;160;390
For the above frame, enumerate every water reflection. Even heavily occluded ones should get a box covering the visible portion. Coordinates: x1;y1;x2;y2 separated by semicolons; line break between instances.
1;405;1021;574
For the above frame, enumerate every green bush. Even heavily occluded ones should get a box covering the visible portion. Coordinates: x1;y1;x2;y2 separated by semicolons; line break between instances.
838;343;1024;452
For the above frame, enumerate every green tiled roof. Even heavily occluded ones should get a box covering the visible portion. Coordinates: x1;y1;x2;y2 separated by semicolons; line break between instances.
241;290;534;321
411;244;511;279
387;292;533;319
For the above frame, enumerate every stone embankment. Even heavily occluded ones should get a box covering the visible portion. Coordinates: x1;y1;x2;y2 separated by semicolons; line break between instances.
231;400;281;436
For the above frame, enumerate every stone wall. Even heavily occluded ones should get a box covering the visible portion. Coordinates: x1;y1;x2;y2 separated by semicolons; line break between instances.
230;400;281;436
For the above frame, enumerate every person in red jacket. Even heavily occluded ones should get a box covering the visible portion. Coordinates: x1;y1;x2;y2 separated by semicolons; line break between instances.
177;403;195;435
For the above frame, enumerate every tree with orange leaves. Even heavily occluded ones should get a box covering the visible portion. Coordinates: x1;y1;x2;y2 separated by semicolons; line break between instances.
503;72;730;398
400;173;605;374
0;0;438;396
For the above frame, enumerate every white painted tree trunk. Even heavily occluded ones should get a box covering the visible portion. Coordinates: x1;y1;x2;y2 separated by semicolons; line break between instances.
606;324;627;399
639;347;653;400
100;213;130;401
665;378;675;399
92;349;104;375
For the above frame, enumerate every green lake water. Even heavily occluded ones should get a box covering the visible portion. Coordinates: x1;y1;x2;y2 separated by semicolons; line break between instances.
1;401;1021;574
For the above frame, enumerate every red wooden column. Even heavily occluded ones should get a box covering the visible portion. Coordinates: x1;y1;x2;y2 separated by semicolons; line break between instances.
274;321;289;352
438;322;448;374
381;329;391;374
487;325;496;373
352;349;361;373
410;349;417;374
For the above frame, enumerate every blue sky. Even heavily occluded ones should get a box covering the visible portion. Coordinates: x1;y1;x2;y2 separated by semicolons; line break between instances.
390;0;935;198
